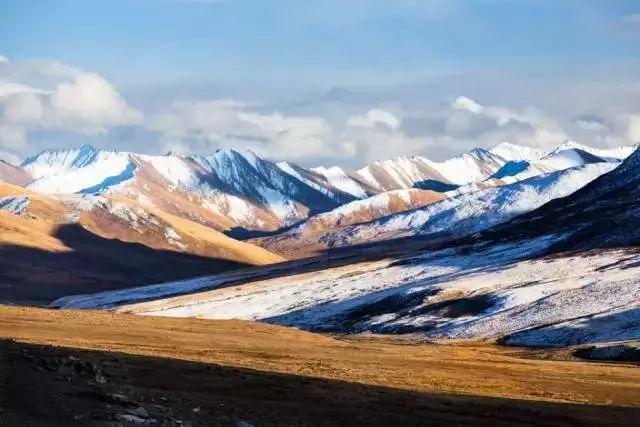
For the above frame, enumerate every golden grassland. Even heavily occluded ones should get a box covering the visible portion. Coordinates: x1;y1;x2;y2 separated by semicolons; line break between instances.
2;305;639;408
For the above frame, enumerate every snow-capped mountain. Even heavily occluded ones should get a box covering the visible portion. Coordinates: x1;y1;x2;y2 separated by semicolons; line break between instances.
257;162;616;256
354;148;506;192
489;142;545;161
489;146;610;184
0;181;285;304
23;145;135;194
308;166;374;199
46;145;640;353
19;145;357;232
5;141;637;237
546;140;638;161
256;188;446;257
481;144;640;251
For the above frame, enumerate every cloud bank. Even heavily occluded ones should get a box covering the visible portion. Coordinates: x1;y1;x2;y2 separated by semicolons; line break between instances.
1;56;639;166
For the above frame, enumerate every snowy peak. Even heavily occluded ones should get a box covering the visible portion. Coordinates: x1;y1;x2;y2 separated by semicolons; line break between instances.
548;140;637;161
356;156;448;192
22;145;135;194
22;144;101;178
548;140;588;154
489;142;545;162
431;148;505;185
10;141;639;235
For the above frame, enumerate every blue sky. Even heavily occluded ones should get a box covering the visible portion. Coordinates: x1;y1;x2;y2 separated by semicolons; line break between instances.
1;0;639;166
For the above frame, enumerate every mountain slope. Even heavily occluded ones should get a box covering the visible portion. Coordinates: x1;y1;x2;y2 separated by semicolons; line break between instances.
255;188;446;257
489;147;611;184
0;184;284;304
0;160;31;186
355;148;506;192
20;146;357;232
52;232;640;352
42;146;640;351
481;146;640;251
256;162;616;255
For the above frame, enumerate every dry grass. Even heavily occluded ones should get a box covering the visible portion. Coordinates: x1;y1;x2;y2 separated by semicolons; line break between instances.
2;305;639;408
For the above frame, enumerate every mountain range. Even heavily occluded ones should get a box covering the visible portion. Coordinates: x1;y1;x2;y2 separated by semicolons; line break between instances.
4;138;640;362
3;140;633;235
51;142;640;359
0;140;637;309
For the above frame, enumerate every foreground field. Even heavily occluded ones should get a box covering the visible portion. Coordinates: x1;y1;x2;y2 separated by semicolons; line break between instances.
1;305;639;425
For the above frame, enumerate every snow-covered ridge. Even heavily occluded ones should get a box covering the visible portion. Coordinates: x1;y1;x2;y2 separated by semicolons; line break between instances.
489;142;545;161
10;141;637;235
22;145;135;194
49;237;640;349
308;162;616;248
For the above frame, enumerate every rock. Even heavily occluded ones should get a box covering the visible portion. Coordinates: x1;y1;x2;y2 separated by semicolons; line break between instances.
56;365;74;378
110;393;131;403
128;407;149;418
115;414;148;424
191;407;200;414
94;373;107;384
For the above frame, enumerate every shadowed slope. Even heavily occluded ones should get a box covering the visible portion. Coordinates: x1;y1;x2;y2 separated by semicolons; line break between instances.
0;223;253;305
0;185;284;305
3;339;639;426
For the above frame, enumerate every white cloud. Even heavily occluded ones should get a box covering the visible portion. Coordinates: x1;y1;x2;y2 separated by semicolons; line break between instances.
0;125;27;151
576;118;607;131
237;112;333;158
0;58;141;156
346;109;401;130
144;96;588;164
1;55;638;167
146;100;340;160
453;96;484;114
48;72;141;133
3;92;44;123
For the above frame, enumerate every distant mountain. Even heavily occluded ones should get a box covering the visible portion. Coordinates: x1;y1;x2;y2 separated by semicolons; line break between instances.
354;148;506;192
20;145;356;232
489;147;609;184
489;142;545;162
4;141;636;238
257;162;617;256
307;166;374;199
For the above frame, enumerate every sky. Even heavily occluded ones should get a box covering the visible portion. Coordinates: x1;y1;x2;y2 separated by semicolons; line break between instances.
1;0;640;167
